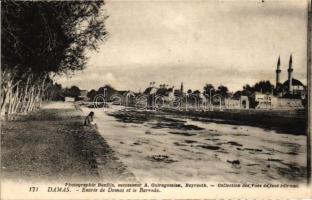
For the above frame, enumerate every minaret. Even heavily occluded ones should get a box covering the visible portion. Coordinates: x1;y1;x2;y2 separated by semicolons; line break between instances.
276;56;281;87
288;54;293;93
180;82;184;94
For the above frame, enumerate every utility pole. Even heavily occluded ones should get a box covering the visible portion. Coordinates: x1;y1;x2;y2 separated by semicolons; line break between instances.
307;0;311;186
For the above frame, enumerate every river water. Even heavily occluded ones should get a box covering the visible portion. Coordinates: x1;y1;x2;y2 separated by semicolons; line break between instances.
81;106;306;184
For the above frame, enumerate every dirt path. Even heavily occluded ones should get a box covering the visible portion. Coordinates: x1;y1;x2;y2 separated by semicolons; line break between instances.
1;102;135;182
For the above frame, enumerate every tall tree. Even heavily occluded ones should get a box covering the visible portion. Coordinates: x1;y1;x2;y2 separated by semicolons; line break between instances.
216;85;229;97
254;80;274;94
87;89;97;101
45;82;64;101
203;84;215;96
1;1;108;116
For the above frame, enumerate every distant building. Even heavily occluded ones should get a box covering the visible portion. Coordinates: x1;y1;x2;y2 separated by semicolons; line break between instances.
79;89;89;101
251;92;303;110
275;54;306;99
174;89;182;96
224;96;249;109
253;92;274;109
119;90;136;106
171;82;184;97
80;90;88;97
65;97;75;102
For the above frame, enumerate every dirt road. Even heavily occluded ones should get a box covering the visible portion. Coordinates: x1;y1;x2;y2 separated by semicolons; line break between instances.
1;102;135;182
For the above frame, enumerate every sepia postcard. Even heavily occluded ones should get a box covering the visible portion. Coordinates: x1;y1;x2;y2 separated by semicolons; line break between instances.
1;0;312;199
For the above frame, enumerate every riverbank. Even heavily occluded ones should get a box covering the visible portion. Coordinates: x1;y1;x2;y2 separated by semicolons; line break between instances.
162;108;307;135
1;102;135;182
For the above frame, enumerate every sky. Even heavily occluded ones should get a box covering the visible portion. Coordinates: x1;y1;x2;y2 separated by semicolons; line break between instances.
56;0;308;93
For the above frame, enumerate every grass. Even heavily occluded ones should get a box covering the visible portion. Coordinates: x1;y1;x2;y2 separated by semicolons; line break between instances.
1;107;135;182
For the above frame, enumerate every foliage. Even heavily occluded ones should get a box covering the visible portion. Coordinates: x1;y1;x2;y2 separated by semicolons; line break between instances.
203;84;215;96
46;82;64;101
203;84;229;98
240;81;274;98
64;86;81;100
2;0;107;77
87;89;97;101
96;85;116;101
192;90;201;96
253;80;274;93
216;85;229;98
1;1;107;116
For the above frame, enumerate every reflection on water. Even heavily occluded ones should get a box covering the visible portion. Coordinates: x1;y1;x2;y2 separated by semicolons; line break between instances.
81;106;306;183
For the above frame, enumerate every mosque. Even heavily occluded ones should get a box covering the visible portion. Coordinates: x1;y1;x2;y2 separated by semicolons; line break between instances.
275;54;306;99
248;55;306;110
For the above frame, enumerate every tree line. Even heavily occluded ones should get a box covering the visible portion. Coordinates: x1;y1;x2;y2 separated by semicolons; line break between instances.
203;80;274;99
49;80;274;103
44;83;82;101
47;79;274;102
44;84;116;102
1;1;107;117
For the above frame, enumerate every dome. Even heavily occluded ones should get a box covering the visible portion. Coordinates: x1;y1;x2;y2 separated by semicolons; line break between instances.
282;78;304;87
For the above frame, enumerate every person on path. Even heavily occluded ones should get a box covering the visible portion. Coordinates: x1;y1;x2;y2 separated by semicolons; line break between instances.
84;111;97;129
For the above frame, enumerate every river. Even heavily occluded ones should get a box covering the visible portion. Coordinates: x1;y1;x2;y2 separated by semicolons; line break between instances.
81;106;306;184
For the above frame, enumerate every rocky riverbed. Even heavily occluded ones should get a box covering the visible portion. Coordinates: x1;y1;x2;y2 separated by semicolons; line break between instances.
81;106;307;184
